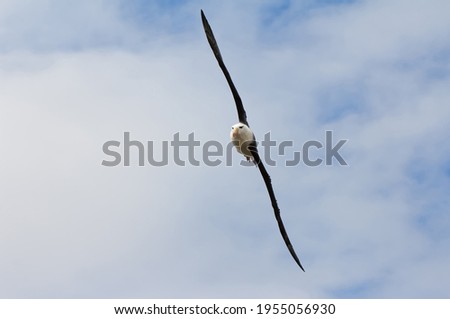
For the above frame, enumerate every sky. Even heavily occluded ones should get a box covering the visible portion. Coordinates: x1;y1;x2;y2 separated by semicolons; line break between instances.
1;0;450;298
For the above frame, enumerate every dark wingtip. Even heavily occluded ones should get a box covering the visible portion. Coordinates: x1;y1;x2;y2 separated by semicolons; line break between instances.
200;10;209;30
291;254;306;272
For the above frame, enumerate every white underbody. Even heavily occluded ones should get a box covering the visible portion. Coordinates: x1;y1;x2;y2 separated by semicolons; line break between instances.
230;123;255;160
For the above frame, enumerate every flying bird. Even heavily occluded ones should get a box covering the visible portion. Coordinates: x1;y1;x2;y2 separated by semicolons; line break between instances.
201;10;305;271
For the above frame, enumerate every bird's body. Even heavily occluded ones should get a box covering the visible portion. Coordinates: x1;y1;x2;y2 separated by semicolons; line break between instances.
230;123;255;161
201;10;305;271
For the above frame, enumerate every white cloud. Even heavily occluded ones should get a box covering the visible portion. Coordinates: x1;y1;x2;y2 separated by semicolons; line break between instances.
1;0;450;298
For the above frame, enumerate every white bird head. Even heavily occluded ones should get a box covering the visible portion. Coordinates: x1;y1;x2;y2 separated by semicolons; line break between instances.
230;123;252;139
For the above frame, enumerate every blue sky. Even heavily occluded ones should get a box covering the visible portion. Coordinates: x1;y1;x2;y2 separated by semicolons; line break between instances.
1;0;450;298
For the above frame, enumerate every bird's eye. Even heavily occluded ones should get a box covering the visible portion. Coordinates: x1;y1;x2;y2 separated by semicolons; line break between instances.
239;126;243;129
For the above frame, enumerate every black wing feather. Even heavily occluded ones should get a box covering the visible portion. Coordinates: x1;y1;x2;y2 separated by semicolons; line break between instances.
250;148;305;271
201;10;249;127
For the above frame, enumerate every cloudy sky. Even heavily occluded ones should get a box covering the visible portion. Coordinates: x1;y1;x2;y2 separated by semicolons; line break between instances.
1;0;450;298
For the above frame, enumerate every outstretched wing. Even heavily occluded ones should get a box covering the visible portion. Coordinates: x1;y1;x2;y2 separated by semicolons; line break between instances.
201;10;249;127
250;148;305;271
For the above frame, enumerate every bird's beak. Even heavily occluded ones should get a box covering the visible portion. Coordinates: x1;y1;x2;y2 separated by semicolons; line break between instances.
232;127;238;139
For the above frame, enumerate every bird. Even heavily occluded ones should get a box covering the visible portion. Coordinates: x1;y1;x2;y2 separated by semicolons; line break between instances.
201;10;305;271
